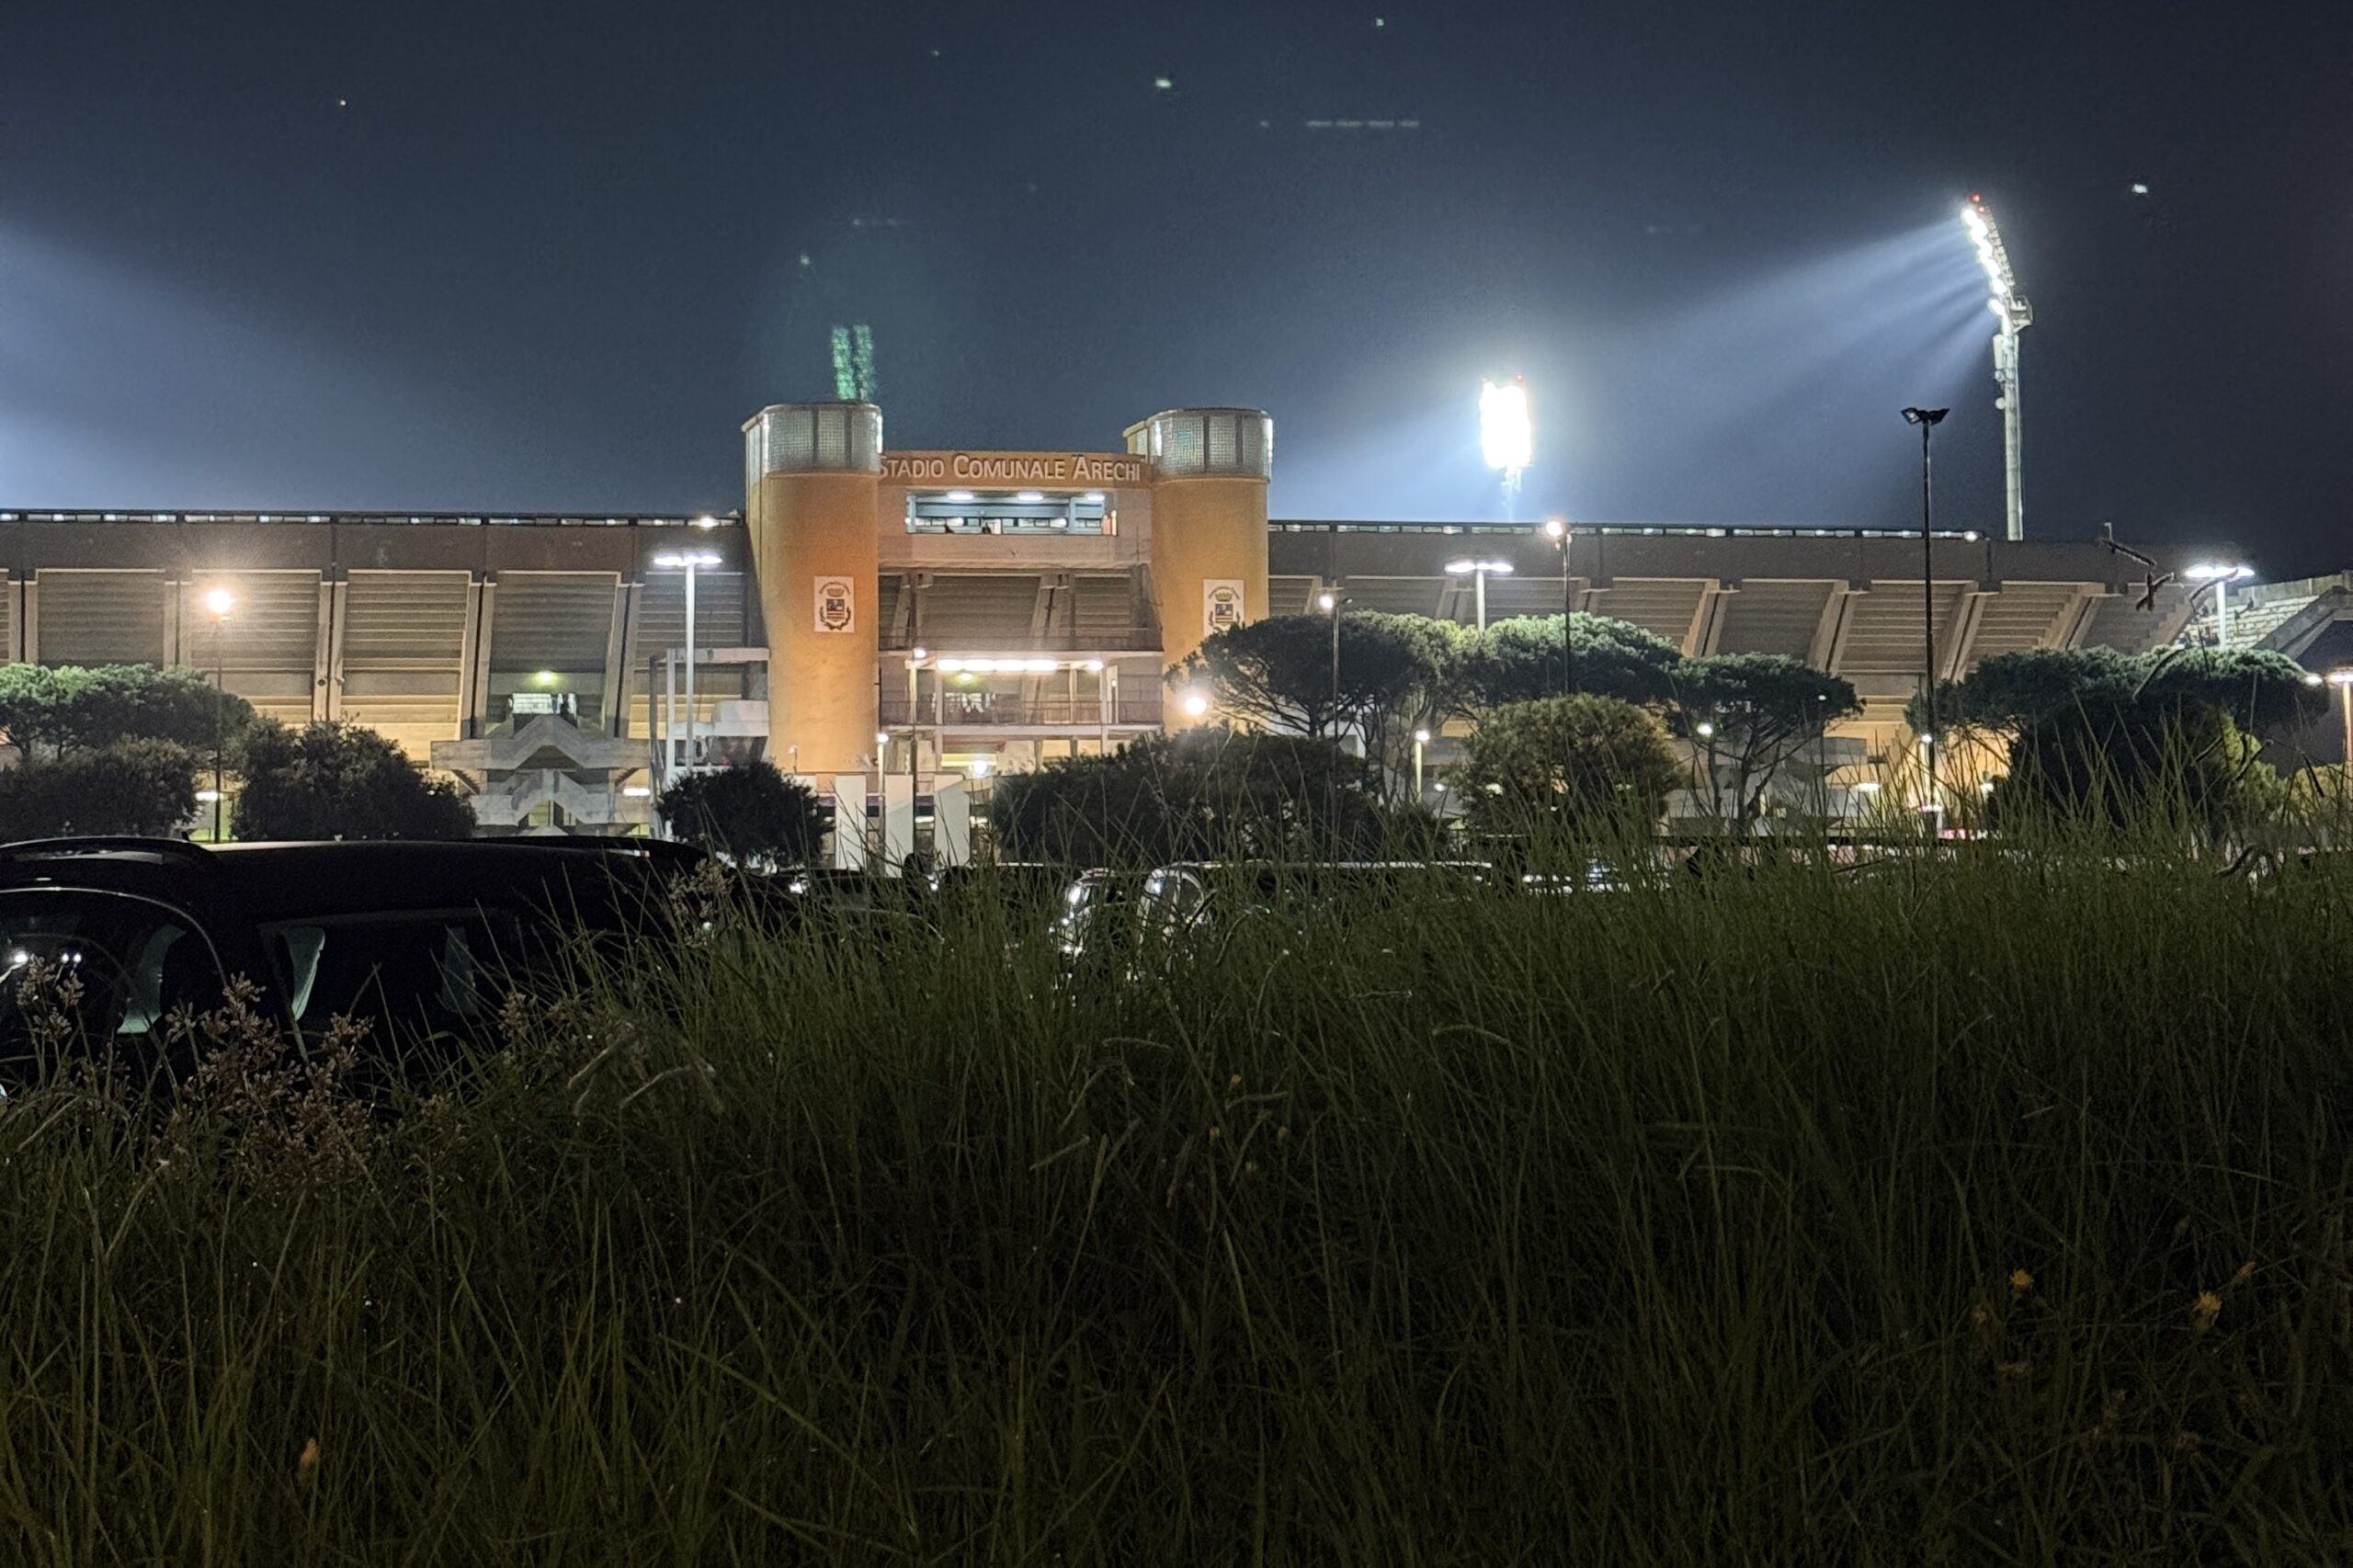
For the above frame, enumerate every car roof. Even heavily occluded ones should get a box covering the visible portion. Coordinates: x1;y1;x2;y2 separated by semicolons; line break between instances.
0;837;697;922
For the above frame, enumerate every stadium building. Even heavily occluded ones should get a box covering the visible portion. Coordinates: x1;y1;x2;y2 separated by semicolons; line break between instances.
3;399;2301;855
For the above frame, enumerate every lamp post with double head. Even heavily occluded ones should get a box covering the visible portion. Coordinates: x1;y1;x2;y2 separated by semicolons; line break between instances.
652;549;722;779
1444;558;1514;633
2183;562;2255;650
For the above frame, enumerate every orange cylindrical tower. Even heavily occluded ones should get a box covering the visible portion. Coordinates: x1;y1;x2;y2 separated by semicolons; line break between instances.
743;403;882;775
1132;408;1272;722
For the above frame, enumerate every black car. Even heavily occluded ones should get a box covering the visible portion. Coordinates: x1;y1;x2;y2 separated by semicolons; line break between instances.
0;835;709;1088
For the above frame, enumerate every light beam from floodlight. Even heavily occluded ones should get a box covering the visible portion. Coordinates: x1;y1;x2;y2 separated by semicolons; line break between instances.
1962;194;2032;542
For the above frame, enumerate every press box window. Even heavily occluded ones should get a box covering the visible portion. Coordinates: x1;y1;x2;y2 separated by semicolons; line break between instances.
905;492;1113;536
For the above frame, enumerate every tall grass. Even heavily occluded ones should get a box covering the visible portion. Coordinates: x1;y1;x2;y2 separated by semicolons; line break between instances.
2;842;2350;1562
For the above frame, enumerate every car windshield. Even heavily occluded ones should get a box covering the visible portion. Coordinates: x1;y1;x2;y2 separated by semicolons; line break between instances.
0;889;225;1080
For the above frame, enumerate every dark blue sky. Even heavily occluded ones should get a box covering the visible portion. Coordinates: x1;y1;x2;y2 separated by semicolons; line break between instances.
3;2;2345;568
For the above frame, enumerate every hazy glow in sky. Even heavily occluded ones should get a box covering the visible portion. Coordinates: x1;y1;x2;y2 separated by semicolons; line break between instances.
0;1;2338;565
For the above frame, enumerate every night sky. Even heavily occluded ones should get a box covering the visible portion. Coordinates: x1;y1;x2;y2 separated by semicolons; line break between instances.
4;3;2345;568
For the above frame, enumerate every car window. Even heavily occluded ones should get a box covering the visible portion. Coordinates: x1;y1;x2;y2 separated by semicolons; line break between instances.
0;889;225;1076
1140;869;1209;938
263;908;532;1051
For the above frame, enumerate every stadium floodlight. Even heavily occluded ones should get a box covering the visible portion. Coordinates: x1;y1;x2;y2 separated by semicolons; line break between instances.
1962;195;2032;542
2184;561;2255;650
1479;377;1532;519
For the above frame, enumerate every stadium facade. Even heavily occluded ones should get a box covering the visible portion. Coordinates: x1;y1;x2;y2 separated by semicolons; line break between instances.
6;399;2313;850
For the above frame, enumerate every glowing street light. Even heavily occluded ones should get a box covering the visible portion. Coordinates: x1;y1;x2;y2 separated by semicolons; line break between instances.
200;585;235;840
1479;377;1532;519
1543;517;1574;693
1320;589;1347;740
2328;668;2353;764
1961;195;2033;541
1180;690;1210;719
1443;558;1514;631
2184;562;2255;649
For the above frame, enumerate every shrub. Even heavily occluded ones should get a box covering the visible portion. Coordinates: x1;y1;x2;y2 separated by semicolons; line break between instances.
232;720;473;841
0;663;255;758
1456;694;1682;834
654;760;824;866
992;728;1389;865
1455;613;1685;710
0;738;199;838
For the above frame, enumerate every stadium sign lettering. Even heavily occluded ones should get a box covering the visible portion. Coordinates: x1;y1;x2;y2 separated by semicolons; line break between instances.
879;452;1148;486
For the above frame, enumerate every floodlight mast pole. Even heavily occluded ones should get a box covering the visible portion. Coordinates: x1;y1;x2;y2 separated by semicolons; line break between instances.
1995;321;2024;543
1964;196;2032;542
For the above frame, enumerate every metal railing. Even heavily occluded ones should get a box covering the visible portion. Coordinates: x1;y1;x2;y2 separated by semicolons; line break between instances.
881;695;1163;727
879;631;1162;653
1271;520;1989;540
0;509;743;529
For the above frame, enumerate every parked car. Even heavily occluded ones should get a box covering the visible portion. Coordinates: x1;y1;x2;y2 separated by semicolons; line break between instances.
0;835;713;1090
930;860;1074;914
1051;868;1145;961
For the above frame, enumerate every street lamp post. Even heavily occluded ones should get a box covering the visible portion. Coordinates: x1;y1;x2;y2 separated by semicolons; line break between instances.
202;586;235;840
2328;669;2353;764
904;647;928;829
1318;590;1343;742
1901;408;1949;832
652;550;722;780
1444;558;1514;632
1413;728;1430;800
1543;518;1574;693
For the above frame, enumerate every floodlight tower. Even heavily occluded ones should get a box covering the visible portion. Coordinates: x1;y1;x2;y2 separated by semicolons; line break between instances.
1480;377;1532;520
1961;195;2032;541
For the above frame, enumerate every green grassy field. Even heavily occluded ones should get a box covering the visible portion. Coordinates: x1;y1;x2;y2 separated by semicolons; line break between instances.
2;846;2350;1563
